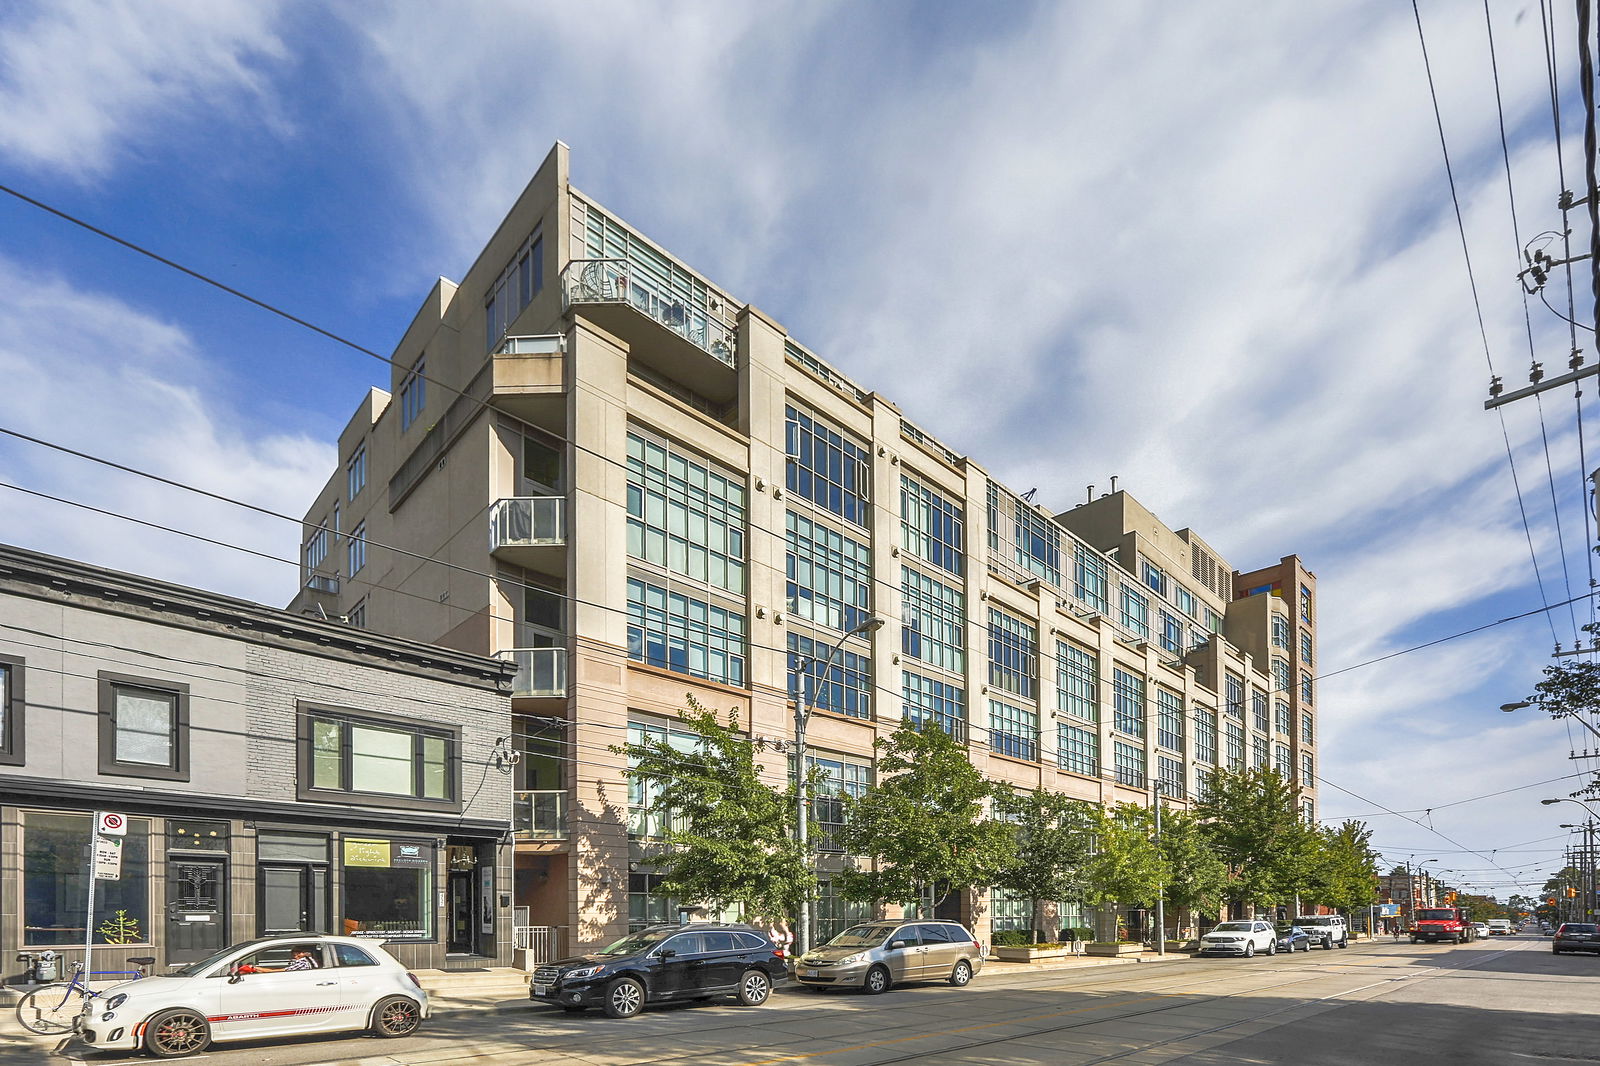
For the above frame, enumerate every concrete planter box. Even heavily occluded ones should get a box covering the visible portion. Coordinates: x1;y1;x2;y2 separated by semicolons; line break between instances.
1084;942;1145;957
994;945;1075;962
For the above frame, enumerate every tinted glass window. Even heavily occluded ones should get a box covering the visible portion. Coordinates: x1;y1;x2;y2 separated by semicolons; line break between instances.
700;931;738;952
664;933;706;955
334;944;378;967
734;932;769;951
917;923;952;942
889;926;920;947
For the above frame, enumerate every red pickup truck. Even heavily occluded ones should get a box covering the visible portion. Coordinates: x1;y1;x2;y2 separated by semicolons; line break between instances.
1411;907;1476;944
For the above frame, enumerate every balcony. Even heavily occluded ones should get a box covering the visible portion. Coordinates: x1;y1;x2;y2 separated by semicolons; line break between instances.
490;334;566;431
501;647;567;698
305;572;339;594
561;258;738;406
514;790;568;840
489;497;565;576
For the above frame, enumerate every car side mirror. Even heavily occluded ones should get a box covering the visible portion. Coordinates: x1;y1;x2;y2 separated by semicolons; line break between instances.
657;948;676;959
889;940;907;950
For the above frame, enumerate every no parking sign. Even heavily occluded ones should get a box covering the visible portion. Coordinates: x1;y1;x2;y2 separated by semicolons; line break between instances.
95;811;126;836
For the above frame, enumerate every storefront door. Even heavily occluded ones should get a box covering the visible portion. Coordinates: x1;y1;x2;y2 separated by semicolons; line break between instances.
448;869;475;954
259;865;313;935
166;857;227;963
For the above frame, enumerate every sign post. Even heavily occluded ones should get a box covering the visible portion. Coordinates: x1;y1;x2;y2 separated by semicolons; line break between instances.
86;812;126;994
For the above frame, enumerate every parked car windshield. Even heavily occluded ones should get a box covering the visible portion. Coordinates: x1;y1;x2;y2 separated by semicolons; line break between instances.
596;929;675;956
826;924;897;947
1415;910;1457;921
1210;922;1255;933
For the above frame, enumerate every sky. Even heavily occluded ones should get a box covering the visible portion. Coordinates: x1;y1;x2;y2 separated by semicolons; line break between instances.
1;0;1596;903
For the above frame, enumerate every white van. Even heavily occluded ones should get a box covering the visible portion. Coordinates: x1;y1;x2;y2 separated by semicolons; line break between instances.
1295;914;1349;949
1486;919;1512;936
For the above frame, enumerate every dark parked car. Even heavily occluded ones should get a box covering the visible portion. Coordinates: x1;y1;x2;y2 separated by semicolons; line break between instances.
1274;925;1313;953
530;923;787;1018
1552;923;1600;955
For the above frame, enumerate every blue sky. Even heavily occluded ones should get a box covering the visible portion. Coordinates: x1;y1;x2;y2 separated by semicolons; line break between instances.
1;0;1595;900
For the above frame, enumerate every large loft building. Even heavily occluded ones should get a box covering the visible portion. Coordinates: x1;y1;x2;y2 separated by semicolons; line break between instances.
290;142;1318;955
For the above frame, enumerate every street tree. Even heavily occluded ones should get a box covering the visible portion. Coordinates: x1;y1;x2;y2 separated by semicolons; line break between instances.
1158;809;1231;925
616;696;813;920
991;788;1097;942
836;718;1015;916
1523;630;1600;797
1301;820;1380;912
1083;804;1166;929
1193;767;1316;911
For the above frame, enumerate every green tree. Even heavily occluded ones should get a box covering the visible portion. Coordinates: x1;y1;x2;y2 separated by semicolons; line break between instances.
1193;767;1316;912
1083;804;1166;926
991;789;1097;943
1301;820;1379;911
836;719;1015;915
1524;633;1600;797
616;696;813;920
1159;810;1231;923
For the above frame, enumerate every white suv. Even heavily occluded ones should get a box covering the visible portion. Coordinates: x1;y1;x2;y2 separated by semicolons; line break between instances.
1295;915;1348;949
1198;920;1278;957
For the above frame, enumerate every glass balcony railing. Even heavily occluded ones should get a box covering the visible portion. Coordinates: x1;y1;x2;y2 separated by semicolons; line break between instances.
501;647;567;697
561;258;735;368
514;790;568;839
304;572;339;594
489;497;565;551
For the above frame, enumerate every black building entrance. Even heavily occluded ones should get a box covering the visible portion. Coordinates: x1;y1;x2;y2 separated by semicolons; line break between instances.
165;857;227;963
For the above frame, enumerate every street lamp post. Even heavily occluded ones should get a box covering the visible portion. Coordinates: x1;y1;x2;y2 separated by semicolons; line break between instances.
1501;701;1600;742
1543;798;1600;923
794;616;884;957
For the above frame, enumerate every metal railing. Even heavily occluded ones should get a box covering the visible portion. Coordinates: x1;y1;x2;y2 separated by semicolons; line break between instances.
514;790;568;839
305;572;339;594
495;334;564;356
561;259;735;368
489;497;565;550
513;925;562;964
501;647;567;697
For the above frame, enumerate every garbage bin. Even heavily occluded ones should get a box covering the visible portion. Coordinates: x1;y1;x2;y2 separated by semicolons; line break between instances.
35;950;59;983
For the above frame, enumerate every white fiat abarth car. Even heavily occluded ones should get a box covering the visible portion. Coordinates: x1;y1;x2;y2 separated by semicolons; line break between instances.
77;936;428;1058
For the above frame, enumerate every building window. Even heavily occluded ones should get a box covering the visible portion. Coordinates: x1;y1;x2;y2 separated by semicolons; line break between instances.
1300;671;1314;704
1271;614;1290;649
1301;752;1315;786
901;475;964;576
786;405;870;528
399;357;426;431
23;812;151;946
1157;755;1186;799
305;521;330;570
1203;607;1223;634
785;511;869;632
1119;586;1150;639
627;432;747;594
345;521;367;576
1056;642;1098;723
1175;585;1195;618
626;577;747;687
1112;668;1145;738
1194;706;1218;765
1195;765;1213;801
1113;740;1146;789
1160;612;1183;654
629;872;677;931
989;885;1035;933
1058;722;1098;777
1300;630;1313;667
1143;561;1167;597
901;566;966;673
988;608;1038;700
903;671;966;741
790;633;871;720
806;751;871;852
1224;721;1245;770
347;598;367;629
987;482;1061;587
1156;689;1185;753
1252;735;1269;770
1225;674;1244;720
1271;656;1291;697
1274;743;1292;778
341;838;435;941
0;654;22;764
1274;699;1292;735
988;699;1039;762
1074;544;1109;613
1302;800;1315;825
628;718;699;839
1252;690;1269;733
347;443;366;501
97;674;189;781
485;231;543;349
301;708;458;809
1300;584;1313;624
258;830;330;936
1301;711;1314;745
816;881;874;943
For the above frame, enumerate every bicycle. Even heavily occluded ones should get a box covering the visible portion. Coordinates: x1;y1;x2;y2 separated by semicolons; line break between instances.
15;957;153;1036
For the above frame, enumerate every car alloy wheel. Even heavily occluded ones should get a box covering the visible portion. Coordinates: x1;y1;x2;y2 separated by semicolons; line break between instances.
949;960;973;987
604;977;644;1019
1244;942;1256;958
372;996;422;1038
738;970;771;1006
863;965;891;994
145;1008;211;1059
1266;940;1277;956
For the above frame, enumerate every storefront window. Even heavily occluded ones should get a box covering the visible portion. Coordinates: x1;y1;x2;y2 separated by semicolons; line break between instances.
341;838;434;941
23;812;151;946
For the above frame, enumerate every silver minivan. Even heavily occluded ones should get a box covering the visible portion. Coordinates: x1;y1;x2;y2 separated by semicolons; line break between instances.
793;920;983;994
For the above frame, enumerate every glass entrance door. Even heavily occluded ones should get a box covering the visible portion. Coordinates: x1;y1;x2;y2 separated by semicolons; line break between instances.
165;858;228;963
448;869;475;953
259;865;312;936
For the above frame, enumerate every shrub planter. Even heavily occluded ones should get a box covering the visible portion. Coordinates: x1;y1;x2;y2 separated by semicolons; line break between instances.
994;944;1074;962
1084;942;1145;957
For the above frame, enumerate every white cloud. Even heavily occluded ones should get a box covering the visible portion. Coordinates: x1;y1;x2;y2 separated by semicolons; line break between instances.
0;0;289;179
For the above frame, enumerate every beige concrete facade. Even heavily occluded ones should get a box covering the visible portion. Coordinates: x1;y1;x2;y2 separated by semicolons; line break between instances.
290;142;1319;952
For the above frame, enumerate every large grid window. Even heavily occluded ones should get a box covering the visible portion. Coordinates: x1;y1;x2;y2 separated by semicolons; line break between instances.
628;718;699;839
1074;544;1109;613
902;567;966;673
347;443;366;501
1112;668;1145;738
626;578;747;687
1272;657;1291;696
1301;752;1315;787
484;231;543;349
1272;614;1290;649
1300;630;1314;666
1224;721;1245;769
989;886;1035;933
786;405;870;528
1274;700;1292;735
1058;722;1098;777
1057;642;1098;723
1157;755;1186;800
988;699;1039;762
790;633;871;721
987;483;1062;587
1175;586;1195;618
1225;675;1244;719
1119;585;1150;639
807;752;871;852
786;511;870;632
347;521;366;576
1300;671;1314;704
305;522;329;570
988;609;1038;699
1194;707;1218;766
304;709;455;806
903;672;966;741
1156;688;1185;753
1195;766;1213;802
1252;735;1269;770
901;475;964;576
1143;561;1167;597
1274;743;1292;778
627;433;747;594
1301;711;1314;745
1252;690;1270;732
816;881;874;942
1160;612;1183;654
99;676;189;781
400;357;426;431
1113;740;1146;788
